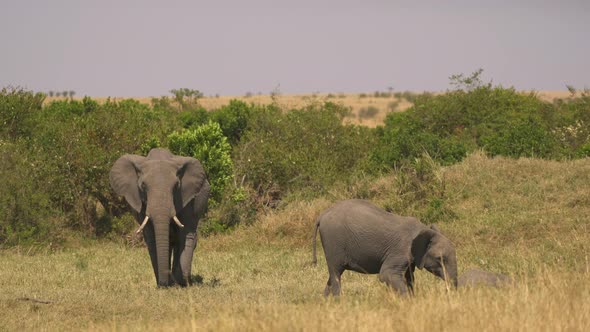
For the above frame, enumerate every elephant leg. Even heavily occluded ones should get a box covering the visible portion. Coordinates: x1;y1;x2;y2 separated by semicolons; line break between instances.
404;264;416;295
325;267;344;297
172;230;197;287
171;243;181;285
379;267;410;296
323;277;332;297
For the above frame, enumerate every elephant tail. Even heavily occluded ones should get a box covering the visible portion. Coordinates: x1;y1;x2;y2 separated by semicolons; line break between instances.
312;217;321;266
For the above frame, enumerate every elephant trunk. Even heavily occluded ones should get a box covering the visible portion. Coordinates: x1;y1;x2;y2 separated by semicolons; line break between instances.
148;198;174;287
445;263;459;290
153;216;171;287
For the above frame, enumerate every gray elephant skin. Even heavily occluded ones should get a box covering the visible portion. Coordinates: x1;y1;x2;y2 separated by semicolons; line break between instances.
458;269;513;288
312;199;458;296
110;148;210;287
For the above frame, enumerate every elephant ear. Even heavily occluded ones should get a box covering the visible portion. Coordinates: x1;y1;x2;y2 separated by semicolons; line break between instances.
109;154;146;213
411;229;437;269
173;156;208;209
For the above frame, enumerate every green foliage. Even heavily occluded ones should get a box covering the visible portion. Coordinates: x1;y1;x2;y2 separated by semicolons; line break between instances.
482;117;558;158
449;68;489;91
140;136;162;155
44;96;99;116
372;77;581;168
234;102;376;200
0;87;45;140
371;112;468;168
0;141;62;245
178;107;209;129
200;185;258;236
577;142;590;157
209;99;254;145
167;121;234;204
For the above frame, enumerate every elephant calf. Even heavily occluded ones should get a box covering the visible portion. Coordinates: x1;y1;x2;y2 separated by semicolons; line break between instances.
458;269;513;288
313;199;458;296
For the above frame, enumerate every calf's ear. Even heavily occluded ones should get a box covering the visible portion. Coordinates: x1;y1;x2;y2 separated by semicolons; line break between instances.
411;229;437;269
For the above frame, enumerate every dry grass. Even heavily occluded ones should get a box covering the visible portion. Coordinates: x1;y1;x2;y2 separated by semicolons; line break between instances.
1;153;589;331
43;90;573;127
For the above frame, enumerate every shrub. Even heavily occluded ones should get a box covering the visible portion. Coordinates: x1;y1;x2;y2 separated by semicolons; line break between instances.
0;141;64;245
178;107;209;129
234;102;376;200
372;82;565;168
209;99;254;145
0;87;45;140
371;112;469;169
200;184;258;236
167;121;234;204
482;117;558;158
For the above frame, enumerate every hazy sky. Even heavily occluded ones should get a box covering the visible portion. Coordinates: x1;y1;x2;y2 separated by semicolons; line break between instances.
1;0;589;97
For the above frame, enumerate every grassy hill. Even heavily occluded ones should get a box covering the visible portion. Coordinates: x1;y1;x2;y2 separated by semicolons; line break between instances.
1;152;588;331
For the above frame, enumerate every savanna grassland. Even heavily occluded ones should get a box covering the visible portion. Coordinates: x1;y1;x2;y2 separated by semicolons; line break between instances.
1;153;589;331
2;77;590;331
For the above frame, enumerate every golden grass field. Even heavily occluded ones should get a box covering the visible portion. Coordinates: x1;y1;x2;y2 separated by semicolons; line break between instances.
1;152;589;331
43;90;573;127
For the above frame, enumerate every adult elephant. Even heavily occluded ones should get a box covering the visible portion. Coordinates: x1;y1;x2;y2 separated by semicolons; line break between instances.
110;148;210;287
312;199;458;296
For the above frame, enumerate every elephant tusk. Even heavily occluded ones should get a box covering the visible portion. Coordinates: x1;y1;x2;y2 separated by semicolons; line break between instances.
136;216;149;234
172;216;184;228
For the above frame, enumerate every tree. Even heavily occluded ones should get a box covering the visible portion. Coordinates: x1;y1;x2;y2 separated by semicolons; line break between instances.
170;88;204;111
449;68;490;91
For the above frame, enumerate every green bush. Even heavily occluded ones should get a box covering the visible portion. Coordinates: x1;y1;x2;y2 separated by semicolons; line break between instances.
482;117;558;158
371;112;469;168
167;121;234;204
551;91;590;157
0;141;64;245
372;82;571;168
0;87;45;140
178;107;209;129
200;184;258;236
234;102;376;200
209;99;254;145
43;96;98;116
